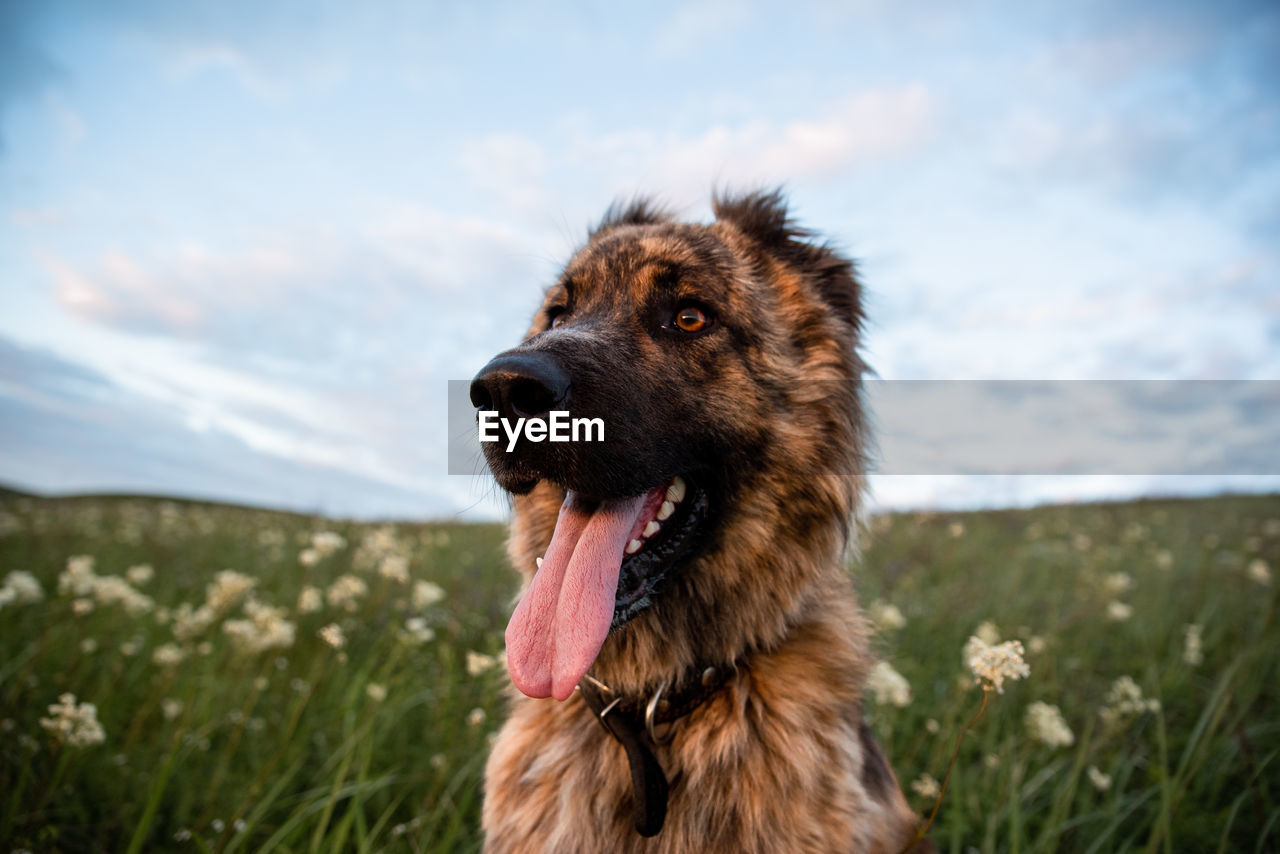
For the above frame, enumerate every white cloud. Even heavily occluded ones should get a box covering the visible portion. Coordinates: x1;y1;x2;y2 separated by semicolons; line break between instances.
456;134;550;214
560;84;935;200
655;0;752;56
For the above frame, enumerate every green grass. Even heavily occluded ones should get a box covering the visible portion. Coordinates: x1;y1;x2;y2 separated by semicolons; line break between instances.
0;490;1277;852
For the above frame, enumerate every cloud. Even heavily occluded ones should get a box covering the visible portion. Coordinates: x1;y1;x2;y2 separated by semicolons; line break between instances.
41;204;546;372
984;6;1280;206
0;333;496;518
455;134;550;214
563;85;936;196
25;206;557;519
655;0;752;56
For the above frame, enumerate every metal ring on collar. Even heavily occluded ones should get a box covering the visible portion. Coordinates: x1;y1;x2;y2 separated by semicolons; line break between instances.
644;679;673;745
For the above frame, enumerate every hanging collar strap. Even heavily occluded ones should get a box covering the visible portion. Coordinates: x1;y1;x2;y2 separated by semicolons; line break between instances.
577;664;735;837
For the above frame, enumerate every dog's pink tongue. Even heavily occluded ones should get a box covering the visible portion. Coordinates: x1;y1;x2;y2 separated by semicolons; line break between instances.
505;491;647;701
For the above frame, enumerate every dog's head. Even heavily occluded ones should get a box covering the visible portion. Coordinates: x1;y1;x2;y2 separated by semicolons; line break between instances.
470;190;865;699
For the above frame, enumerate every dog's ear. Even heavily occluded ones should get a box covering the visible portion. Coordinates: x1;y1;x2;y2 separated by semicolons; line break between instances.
591;197;672;237
714;189;862;331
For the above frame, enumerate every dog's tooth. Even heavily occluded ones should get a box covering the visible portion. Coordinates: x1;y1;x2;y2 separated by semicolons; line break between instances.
643;520;660;538
666;476;686;503
625;538;642;555
535;556;543;569
657;500;675;521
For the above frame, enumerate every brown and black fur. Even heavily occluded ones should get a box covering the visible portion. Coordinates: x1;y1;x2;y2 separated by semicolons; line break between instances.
475;190;923;853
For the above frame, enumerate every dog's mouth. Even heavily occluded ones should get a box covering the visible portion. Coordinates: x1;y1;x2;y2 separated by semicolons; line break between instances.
504;474;708;701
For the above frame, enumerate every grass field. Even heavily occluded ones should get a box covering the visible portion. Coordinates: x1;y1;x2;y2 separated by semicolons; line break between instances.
0;488;1276;852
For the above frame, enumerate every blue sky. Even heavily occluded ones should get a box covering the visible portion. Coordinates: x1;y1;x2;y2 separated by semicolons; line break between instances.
1;0;1278;519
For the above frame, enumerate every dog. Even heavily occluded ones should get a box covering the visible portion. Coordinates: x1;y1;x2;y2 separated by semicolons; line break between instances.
470;190;924;853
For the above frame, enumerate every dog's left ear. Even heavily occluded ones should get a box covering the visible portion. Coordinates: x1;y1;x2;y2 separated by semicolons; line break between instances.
713;189;862;331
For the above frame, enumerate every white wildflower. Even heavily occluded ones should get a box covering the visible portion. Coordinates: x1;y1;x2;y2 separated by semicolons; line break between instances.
412;580;445;610
1025;701;1074;747
925;718;940;734
466;651;498;676
965;636;1030;694
366;683;387;702
205;570;256;612
867;600;906;632
326;575;367;612
1087;765;1112;791
311;530;347;556
1154;549;1174;570
125;564;154;585
1100;675;1161;726
466;707;486;727
1102;572;1133;596
171;602;217;642
403;617;435;645
91;576;154;616
59;555;97;596
0;570;44;606
865;661;912;707
1182;623;1204;666
222;599;296;655
298;548;320;567
318;623;346;649
911;773;940;799
80;637;98;654
378;554;410;584
72;598;95;616
948;521;965;538
40;693;105;747
1247;559;1272;586
296;585;323;614
1106;601;1133;622
153;643;186;667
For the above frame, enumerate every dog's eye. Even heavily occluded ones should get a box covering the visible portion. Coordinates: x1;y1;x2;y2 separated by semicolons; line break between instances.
674;305;710;334
548;307;568;328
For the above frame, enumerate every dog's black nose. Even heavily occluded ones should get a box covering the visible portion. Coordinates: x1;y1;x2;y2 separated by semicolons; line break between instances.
470;352;571;421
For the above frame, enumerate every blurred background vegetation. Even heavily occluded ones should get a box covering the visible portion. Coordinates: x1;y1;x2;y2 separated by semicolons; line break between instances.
0;488;1276;852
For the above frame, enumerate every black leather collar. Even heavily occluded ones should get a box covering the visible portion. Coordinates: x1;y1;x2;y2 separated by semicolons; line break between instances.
577;664;735;837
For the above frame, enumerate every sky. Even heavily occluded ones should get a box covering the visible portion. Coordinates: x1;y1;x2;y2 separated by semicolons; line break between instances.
1;0;1278;520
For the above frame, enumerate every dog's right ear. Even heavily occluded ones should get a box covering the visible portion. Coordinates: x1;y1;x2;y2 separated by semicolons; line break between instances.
591;197;672;237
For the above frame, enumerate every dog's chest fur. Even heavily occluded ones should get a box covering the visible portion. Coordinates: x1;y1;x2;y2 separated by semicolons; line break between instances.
481;601;920;854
